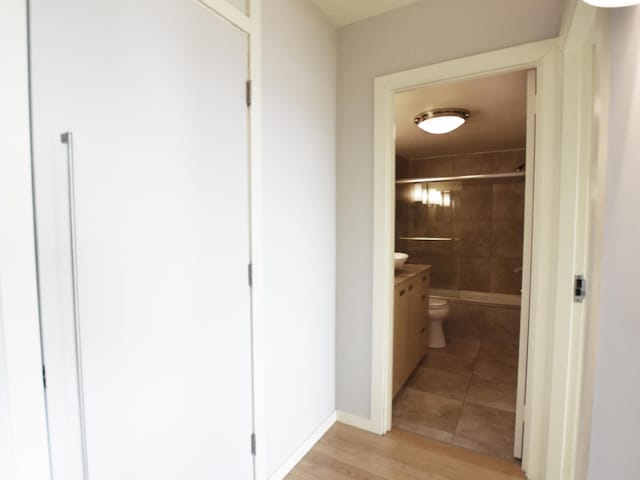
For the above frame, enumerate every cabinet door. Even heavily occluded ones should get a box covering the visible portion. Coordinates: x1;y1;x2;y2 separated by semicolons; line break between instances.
407;280;423;370
393;285;409;397
420;271;431;354
30;2;253;479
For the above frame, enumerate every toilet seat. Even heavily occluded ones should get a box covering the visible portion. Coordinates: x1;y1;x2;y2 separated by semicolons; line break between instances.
429;297;448;309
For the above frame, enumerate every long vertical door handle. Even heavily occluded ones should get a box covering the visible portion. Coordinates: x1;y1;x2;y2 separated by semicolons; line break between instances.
61;132;90;480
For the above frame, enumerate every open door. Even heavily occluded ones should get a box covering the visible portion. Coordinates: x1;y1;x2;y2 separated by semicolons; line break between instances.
30;1;254;479
514;69;537;460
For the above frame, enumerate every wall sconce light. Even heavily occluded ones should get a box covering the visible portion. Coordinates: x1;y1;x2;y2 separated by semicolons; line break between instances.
443;191;451;207
428;188;443;207
411;183;432;205
413;184;423;203
582;0;639;6
411;184;451;207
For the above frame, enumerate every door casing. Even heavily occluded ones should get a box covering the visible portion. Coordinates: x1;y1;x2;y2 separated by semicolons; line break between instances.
366;6;609;474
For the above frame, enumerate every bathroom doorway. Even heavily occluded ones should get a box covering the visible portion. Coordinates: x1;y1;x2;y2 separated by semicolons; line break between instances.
390;69;534;463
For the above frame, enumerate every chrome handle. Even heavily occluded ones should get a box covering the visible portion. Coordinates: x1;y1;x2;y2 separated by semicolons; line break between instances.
61;132;90;480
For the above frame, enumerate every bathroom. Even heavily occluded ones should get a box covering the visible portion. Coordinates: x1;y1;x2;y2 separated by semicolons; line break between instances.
391;70;531;462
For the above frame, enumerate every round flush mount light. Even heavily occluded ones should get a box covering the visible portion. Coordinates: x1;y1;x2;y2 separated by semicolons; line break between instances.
582;0;640;6
414;109;470;135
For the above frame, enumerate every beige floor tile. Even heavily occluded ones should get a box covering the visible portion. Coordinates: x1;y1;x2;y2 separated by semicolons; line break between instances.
465;375;517;413
393;333;520;461
453;403;516;460
482;306;521;345
407;367;471;401
438;337;481;359
421;350;476;377
479;341;519;365
474;355;518;383
392;388;463;443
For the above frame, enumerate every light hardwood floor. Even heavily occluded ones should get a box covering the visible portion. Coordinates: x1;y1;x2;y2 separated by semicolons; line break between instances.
286;423;525;480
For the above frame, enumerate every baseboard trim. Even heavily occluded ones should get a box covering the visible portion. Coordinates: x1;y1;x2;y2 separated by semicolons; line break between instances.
336;411;379;434
268;411;337;480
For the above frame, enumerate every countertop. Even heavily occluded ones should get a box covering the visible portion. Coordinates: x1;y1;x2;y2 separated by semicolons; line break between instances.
394;263;431;286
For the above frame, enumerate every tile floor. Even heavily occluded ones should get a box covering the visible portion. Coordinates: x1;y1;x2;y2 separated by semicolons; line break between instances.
392;335;519;461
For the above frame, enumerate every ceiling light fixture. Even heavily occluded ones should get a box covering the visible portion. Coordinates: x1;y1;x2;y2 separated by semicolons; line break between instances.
414;109;470;135
582;0;640;6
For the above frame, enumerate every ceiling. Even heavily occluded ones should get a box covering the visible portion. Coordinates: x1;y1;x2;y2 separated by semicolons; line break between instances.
395;70;528;159
310;0;423;27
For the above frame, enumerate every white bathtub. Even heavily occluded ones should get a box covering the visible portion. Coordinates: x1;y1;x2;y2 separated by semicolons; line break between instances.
430;288;521;307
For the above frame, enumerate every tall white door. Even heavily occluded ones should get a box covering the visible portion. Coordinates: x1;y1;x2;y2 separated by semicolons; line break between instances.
30;1;254;479
514;69;536;460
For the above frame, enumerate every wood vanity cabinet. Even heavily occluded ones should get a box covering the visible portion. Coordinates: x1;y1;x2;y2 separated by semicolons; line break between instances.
420;272;430;353
407;281;423;372
393;285;409;397
393;266;431;398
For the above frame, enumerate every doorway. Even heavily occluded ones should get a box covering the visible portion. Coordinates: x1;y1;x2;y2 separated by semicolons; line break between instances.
29;1;255;479
390;69;534;462
370;41;563;477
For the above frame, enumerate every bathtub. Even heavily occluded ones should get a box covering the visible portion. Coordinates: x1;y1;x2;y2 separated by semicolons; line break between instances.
430;289;521;343
430;288;521;307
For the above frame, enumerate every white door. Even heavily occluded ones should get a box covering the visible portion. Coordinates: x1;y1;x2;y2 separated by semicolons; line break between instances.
514;69;536;460
30;1;254;479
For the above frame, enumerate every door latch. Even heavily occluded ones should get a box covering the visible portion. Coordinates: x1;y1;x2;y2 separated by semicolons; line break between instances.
574;275;586;303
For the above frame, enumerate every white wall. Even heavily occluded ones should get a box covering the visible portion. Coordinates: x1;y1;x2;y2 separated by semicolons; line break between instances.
587;6;640;479
336;0;567;417
0;312;15;480
262;0;337;476
0;0;52;478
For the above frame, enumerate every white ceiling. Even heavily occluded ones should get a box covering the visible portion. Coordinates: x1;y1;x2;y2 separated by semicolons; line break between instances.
395;70;528;159
310;0;423;27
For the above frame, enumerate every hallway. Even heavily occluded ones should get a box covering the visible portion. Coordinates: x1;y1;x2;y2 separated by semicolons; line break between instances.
286;423;525;480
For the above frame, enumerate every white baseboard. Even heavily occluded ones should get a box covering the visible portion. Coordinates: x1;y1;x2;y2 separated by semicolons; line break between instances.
268;411;337;480
336;410;379;434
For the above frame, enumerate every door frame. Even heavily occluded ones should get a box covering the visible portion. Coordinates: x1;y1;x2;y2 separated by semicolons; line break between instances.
371;39;558;476
548;3;610;479
370;7;607;474
513;68;537;460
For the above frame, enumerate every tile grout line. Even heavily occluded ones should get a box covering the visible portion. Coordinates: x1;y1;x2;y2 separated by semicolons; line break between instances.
451;336;481;445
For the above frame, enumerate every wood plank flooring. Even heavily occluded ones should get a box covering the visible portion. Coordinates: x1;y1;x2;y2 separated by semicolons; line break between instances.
286;423;526;480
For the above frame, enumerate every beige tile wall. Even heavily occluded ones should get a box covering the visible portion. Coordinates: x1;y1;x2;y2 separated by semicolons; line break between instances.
396;150;525;294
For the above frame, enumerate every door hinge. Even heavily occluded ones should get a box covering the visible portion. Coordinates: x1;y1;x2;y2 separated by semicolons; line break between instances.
574;275;586;303
248;263;253;287
42;364;47;389
246;80;252;107
251;433;256;456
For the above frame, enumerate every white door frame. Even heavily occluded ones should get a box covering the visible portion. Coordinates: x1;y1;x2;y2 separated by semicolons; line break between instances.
513;68;537;460
546;3;609;479
370;29;602;478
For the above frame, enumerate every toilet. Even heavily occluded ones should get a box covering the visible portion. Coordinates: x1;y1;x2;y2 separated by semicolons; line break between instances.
428;297;450;348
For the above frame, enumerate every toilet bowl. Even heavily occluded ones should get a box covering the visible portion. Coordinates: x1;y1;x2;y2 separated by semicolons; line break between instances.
428;297;450;348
